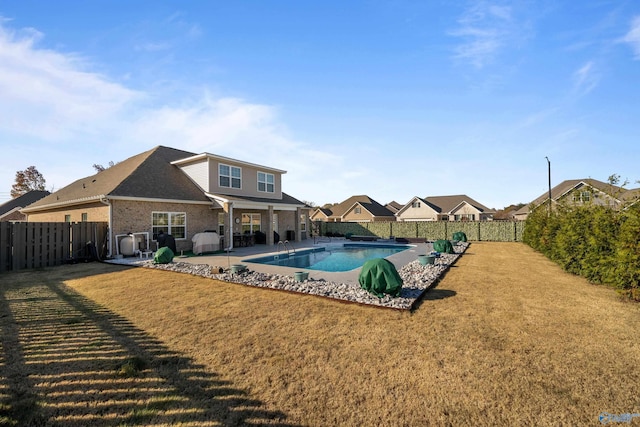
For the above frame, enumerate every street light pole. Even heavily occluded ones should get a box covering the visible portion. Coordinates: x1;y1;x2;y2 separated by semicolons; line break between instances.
545;157;551;215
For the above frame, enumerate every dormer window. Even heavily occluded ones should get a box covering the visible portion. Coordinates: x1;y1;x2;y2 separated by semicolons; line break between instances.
258;172;275;193
219;164;241;189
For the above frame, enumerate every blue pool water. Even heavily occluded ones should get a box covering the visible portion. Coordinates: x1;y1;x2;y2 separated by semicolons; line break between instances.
243;244;412;272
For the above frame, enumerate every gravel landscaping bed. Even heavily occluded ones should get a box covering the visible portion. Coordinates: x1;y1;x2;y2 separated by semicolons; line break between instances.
135;242;468;310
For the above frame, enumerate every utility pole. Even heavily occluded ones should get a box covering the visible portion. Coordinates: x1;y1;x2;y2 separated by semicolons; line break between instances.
545;157;552;215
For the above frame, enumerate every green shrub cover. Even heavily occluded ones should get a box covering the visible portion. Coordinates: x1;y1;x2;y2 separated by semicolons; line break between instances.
358;258;403;298
154;247;174;264
433;239;455;254
452;231;467;242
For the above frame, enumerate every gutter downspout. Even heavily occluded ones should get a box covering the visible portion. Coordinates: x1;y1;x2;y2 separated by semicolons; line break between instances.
99;196;113;258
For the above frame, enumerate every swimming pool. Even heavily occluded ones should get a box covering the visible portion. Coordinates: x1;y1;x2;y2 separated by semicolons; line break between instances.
243;243;412;272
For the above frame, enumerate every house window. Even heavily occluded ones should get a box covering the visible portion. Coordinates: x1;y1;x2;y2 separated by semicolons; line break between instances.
574;191;591;202
300;214;307;232
64;214;71;223
218;212;225;236
241;213;261;233
355;207;361;214
152;212;186;240
81;213;88;222
454;214;475;221
412;201;421;208
257;172;275;193
219;164;241;189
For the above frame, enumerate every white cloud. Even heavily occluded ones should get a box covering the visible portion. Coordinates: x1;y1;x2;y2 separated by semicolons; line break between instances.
0;23;140;140
0;19;346;205
620;15;640;59
449;1;515;68
573;61;599;95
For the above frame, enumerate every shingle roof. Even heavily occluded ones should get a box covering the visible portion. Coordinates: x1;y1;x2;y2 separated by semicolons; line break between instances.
213;192;307;206
0;190;50;218
423;195;494;214
385;201;403;213
316;208;333;216
337;195;395;218
519;178;639;214
24;146;210;211
622;187;640;202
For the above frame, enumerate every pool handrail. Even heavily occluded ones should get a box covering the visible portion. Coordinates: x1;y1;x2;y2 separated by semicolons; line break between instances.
276;240;295;257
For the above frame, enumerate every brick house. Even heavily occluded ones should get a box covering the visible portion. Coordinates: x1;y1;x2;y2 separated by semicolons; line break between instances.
22;146;309;256
310;195;396;222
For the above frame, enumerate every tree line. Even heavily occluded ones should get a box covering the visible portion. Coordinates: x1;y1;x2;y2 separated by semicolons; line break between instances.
523;180;640;301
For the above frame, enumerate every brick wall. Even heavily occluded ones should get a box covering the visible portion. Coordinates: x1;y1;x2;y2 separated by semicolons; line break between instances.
26;202;109;223
111;200;215;254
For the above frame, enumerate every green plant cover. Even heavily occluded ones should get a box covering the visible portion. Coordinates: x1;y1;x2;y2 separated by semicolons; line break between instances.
154;246;174;264
433;239;455;254
358;258;403;298
452;231;467;242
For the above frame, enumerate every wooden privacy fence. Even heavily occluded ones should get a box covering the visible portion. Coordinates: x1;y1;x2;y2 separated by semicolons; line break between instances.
319;220;525;242
0;222;108;273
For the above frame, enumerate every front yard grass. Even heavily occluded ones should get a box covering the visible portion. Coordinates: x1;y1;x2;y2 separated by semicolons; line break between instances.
1;242;639;426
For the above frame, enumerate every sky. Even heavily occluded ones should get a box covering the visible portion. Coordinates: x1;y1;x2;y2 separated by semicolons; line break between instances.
0;1;639;210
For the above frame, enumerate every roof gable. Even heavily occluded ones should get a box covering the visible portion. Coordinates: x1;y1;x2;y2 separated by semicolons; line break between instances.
449;200;482;215
424;195;494;214
525;178;633;213
340;196;395;219
328;195;377;218
311;208;332;219
396;196;427;215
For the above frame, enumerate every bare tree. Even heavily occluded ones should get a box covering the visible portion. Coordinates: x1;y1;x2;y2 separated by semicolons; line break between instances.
11;166;46;198
93;161;116;173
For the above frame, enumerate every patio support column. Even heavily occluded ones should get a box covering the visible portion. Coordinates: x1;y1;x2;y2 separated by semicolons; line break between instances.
224;202;233;249
296;206;302;242
267;205;274;246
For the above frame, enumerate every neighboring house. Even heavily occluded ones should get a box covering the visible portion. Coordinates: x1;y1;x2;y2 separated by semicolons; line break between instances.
0;190;50;221
310;195;396;222
514;178;640;220
384;201;403;214
309;207;333;222
396;195;495;222
22;146;309;256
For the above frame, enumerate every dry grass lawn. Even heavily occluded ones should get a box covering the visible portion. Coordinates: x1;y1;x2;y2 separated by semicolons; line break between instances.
1;242;639;426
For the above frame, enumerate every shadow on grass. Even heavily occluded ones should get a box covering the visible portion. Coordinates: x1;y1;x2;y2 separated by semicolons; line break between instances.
0;267;298;426
421;288;457;301
411;285;457;311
